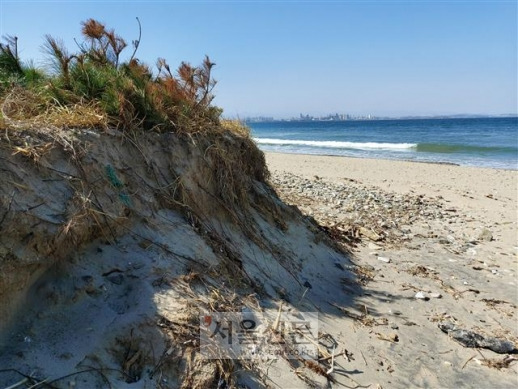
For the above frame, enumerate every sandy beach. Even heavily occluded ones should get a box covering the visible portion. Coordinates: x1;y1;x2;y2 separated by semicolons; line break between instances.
0;2;516;387
1;136;516;388
267;152;517;253
264;152;518;388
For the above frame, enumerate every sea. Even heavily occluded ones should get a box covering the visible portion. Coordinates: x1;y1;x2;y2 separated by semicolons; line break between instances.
248;117;518;170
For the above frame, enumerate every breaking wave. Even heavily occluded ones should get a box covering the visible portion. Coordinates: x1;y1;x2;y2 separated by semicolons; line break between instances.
254;138;416;150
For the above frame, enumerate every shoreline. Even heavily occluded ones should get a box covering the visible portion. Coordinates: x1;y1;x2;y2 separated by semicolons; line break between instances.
262;150;518;171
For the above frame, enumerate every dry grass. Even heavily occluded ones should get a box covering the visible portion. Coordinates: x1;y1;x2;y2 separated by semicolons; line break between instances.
1;86;107;130
37;102;108;129
0;19;225;134
220;119;251;137
11;141;53;162
481;355;518;370
110;330;150;383
351;265;376;285
1;86;45;125
330;302;388;327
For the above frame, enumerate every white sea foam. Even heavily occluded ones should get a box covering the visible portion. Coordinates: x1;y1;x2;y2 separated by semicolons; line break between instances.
254;138;417;150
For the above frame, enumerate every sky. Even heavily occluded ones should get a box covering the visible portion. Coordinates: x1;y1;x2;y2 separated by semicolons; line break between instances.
0;0;516;118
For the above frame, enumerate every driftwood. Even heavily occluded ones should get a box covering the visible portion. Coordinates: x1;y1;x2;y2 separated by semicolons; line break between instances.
439;322;517;354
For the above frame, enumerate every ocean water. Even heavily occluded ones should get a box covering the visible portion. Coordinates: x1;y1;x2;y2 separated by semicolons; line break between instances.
248;117;518;170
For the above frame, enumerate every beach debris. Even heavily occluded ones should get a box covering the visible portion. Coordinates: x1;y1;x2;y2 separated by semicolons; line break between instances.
466;248;477;256
326;345;336;374
330;302;388;326
480;355;518;370
438;322;517;354
359;227;381;242
303;280;312;289
414;291;429;300
298;283;311;304
271;172;461;249
318;348;353;363
481;298;515;308
302;359;335;382
430;292;442;299
351;264;376;285
272;303;283;332
480;298;516;317
376;332;399;343
407;265;438;278
3;377;30;389
377;256;390;263
478;228;493;242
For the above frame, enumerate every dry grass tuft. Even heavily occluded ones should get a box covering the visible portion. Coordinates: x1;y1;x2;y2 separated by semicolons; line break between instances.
37;102;108;129
481;355;518;370
1;86;46;124
1;86;107;130
220;119;251;137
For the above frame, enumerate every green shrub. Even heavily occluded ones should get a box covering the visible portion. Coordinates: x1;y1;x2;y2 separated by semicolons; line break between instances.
0;19;222;133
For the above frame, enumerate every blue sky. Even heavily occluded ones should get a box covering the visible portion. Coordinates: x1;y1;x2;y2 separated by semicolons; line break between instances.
1;0;516;118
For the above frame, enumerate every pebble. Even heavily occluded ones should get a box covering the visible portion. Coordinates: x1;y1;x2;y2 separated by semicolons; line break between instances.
430;292;442;299
377;256;391;263
271;172;461;247
467;248;477;256
478;228;493;242
415;291;430;300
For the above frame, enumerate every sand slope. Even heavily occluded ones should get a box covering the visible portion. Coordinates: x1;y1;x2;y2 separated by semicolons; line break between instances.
0;129;356;388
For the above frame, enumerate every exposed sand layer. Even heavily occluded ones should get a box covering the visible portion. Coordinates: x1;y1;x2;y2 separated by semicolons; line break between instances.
1;129;356;388
265;152;518;388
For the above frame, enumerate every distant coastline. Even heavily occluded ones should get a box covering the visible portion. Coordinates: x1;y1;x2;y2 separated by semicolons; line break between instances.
242;114;518;123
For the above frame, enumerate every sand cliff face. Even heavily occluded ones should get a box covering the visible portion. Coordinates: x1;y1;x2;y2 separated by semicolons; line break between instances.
0;128;352;387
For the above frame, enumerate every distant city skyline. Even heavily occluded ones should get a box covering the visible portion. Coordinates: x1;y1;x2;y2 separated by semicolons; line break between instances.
242;112;517;123
1;1;516;117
